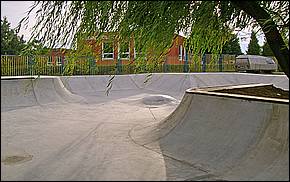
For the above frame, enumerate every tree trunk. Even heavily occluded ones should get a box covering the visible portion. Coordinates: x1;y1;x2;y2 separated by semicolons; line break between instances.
231;1;289;78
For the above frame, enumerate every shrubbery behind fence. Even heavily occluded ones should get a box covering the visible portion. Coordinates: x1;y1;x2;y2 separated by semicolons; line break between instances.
1;54;236;76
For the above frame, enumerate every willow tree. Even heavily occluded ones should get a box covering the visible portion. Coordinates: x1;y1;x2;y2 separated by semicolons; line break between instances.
17;1;289;77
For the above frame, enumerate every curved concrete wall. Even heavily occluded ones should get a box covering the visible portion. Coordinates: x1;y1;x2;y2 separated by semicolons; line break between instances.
131;91;289;180
2;73;288;109
61;73;289;101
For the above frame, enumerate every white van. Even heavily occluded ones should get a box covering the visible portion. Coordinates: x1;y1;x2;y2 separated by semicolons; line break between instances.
235;55;278;73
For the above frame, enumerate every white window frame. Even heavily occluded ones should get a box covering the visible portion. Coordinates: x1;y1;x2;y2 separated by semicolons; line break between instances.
179;45;183;61
134;47;136;59
183;47;186;61
56;56;62;66
102;42;114;60
47;56;52;66
119;42;130;60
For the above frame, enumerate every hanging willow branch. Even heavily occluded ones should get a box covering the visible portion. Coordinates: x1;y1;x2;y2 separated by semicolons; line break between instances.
17;1;289;78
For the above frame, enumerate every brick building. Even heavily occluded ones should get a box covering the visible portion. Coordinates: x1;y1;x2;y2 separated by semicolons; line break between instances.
48;48;71;65
86;33;187;66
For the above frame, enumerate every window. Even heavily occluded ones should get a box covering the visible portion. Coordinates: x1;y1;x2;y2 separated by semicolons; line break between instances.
56;57;62;66
119;42;130;59
102;42;114;59
47;56;52;66
236;58;249;64
265;58;275;64
179;45;183;61
183;47;187;61
47;56;62;66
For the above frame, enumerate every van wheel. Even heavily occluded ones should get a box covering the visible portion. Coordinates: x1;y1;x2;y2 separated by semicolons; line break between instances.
263;70;273;74
246;70;258;74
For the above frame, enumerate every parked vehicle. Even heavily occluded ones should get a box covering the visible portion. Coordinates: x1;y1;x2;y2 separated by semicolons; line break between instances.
234;55;278;73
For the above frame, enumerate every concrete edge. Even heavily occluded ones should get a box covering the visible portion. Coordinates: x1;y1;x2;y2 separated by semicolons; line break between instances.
186;83;289;104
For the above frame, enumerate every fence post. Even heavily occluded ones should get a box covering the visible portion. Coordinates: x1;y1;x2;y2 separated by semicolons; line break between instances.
89;56;96;75
163;58;168;73
194;56;197;72
116;52;122;74
60;56;64;75
28;55;34;76
218;54;223;72
202;54;206;72
184;52;189;73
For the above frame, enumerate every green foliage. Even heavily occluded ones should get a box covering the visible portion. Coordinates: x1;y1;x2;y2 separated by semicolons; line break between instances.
18;1;234;61
20;39;50;56
222;35;242;55
1;17;26;55
259;1;289;45
261;41;274;56
19;39;51;77
17;1;289;76
247;31;261;55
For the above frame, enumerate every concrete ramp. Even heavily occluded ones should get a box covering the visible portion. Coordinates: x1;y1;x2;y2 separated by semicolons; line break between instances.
129;73;289;98
130;87;289;181
1;76;84;111
58;73;289;102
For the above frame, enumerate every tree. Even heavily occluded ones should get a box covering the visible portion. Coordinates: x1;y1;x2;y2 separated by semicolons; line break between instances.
222;34;242;55
247;31;261;55
1;16;26;55
231;1;289;77
17;1;289;77
20;39;50;56
261;41;274;56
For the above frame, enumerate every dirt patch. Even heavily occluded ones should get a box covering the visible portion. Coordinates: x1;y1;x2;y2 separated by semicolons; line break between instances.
215;85;289;99
2;155;33;165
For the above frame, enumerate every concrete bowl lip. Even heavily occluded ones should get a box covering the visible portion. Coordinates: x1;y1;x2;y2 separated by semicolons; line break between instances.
1;75;59;80
186;83;289;104
2;75;288;104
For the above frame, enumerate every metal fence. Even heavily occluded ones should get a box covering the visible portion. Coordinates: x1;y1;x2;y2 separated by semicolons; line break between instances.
1;54;236;76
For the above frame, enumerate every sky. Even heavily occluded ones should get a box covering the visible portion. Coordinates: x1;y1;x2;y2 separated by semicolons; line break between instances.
1;1;266;54
1;1;36;41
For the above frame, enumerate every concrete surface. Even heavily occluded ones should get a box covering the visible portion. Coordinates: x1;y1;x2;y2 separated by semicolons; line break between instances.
1;73;289;181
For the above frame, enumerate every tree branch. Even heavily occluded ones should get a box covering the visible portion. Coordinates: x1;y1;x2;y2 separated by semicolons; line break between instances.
231;1;289;78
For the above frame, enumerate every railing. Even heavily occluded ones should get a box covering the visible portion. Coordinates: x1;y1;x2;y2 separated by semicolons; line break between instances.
1;55;29;76
1;55;236;76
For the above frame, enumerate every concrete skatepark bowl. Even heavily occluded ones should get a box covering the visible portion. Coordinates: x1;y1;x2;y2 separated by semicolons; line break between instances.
1;73;289;181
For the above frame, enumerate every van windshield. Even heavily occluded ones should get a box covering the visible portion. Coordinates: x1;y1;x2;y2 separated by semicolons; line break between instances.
236;58;248;64
265;58;275;64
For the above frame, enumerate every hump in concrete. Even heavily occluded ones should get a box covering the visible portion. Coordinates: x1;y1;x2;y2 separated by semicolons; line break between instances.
130;88;289;181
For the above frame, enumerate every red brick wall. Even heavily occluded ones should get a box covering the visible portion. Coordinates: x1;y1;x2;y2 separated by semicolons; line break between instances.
165;35;185;65
88;33;186;66
46;33;187;67
49;49;68;65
